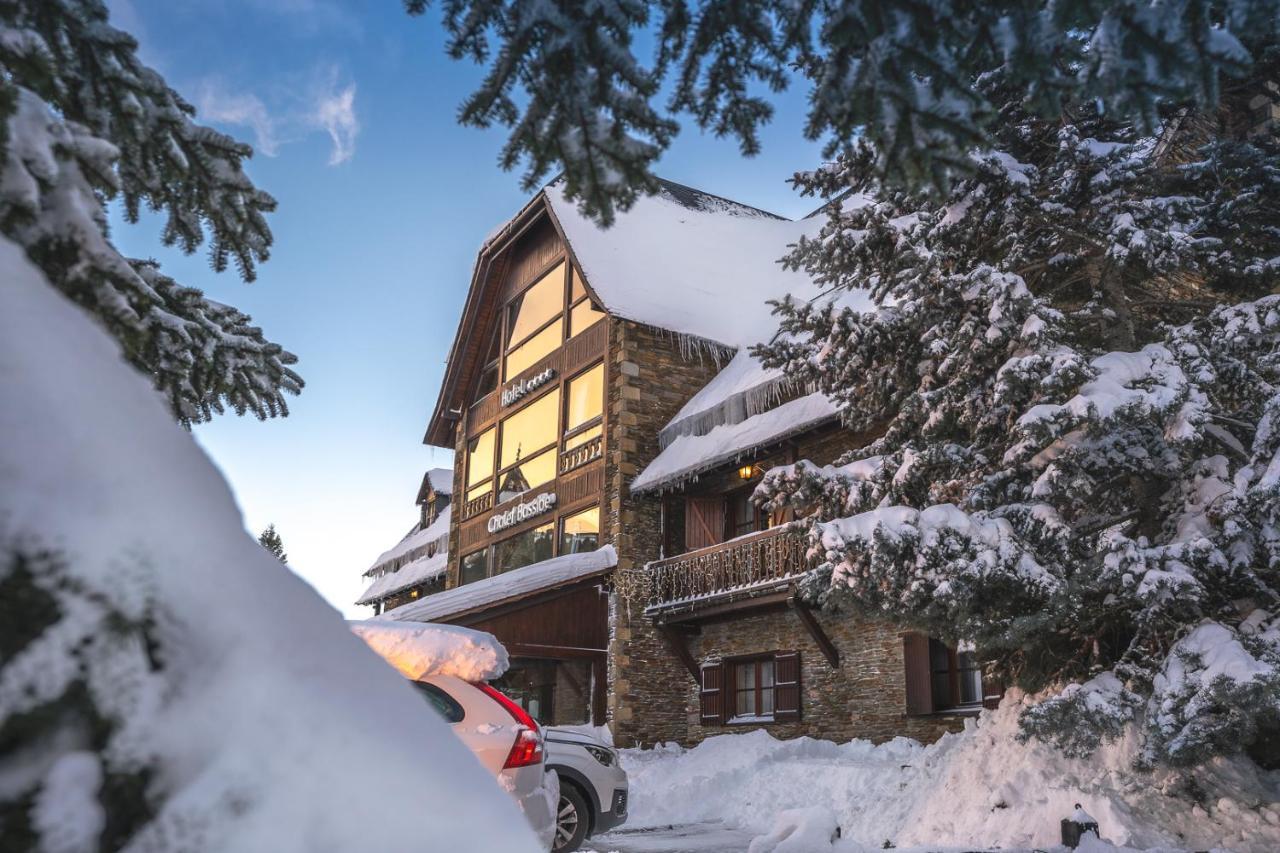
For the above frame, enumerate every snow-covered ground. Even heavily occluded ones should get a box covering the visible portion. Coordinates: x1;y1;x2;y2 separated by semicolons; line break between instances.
592;691;1280;853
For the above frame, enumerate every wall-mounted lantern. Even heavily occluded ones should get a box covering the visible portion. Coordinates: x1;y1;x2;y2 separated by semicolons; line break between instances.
738;464;756;480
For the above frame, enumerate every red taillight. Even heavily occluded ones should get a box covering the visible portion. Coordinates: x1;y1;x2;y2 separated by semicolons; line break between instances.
474;683;544;769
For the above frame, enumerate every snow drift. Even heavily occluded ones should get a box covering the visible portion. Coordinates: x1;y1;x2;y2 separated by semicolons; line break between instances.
349;620;509;681
0;237;540;851
618;691;1280;852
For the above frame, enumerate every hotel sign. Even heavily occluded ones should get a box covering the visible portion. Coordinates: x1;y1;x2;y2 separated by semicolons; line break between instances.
501;367;556;407
487;492;558;534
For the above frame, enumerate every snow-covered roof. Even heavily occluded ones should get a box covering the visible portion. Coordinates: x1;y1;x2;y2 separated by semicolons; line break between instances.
384;546;617;623
349;620;508;682
660;350;790;448
366;503;451;577
546;179;824;349
418;466;454;501
356;551;449;606
631;392;841;493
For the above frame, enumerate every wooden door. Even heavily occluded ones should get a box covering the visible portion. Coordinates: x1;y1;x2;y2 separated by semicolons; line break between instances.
685;496;725;551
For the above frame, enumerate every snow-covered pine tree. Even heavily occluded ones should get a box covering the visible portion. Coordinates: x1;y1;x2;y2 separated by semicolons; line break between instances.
410;0;1279;222
752;46;1280;769
0;0;302;425
258;524;288;564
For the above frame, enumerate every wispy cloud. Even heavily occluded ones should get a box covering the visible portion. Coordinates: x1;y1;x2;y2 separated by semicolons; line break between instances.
192;66;359;166
310;75;359;166
195;82;281;157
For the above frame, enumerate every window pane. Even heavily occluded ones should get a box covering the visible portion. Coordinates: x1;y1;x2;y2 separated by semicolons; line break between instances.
499;390;559;469
565;423;602;452
561;507;600;555
569;299;605;339
466;481;490;503
737;663;755;690
413;682;465;723
760;686;774;716
494;523;554;574
760;660;775;688
504;322;561;380
565;363;604;434
736;689;754;717
467;428;495;488
460;549;488;585
508;262;565;344
497;449;555;503
570;265;586;302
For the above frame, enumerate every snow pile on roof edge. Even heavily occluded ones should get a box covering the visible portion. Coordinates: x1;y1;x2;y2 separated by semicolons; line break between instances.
619;690;1280;852
349;620;509;681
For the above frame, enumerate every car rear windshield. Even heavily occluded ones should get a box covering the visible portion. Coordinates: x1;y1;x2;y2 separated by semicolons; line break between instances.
412;681;465;723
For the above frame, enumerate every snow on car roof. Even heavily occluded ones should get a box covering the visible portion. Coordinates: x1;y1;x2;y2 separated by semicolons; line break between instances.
349;619;509;681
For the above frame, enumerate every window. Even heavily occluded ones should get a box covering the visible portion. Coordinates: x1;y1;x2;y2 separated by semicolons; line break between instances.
412;681;465;723
493;523;554;574
466;428;495;491
699;652;800;726
505;262;565;379
904;634;992;715
460;549;488;585
567;266;605;338
732;657;776;721
499;390;559;470
727;489;766;539
497;448;556;502
560;507;599;555
564;363;603;440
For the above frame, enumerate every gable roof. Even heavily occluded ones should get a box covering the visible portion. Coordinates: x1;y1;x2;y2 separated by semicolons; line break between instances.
424;177;826;448
415;467;454;505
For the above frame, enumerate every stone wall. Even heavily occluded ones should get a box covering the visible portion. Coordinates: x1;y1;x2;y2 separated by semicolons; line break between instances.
605;320;725;747
683;606;968;745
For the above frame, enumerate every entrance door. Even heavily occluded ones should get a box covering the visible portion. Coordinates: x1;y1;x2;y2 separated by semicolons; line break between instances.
686;496;725;551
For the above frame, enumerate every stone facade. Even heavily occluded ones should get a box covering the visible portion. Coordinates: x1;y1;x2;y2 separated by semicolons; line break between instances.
683;606;967;745
605;319;725;747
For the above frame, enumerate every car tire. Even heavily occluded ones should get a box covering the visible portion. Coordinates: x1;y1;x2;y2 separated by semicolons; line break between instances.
552;783;590;852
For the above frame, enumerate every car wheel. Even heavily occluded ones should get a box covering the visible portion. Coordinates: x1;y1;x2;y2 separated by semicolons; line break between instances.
552;783;590;852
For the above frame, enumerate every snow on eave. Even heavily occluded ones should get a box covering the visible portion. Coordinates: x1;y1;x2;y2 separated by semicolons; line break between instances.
659;350;800;449
631;393;842;494
356;551;449;606
383;546;617;623
365;503;452;577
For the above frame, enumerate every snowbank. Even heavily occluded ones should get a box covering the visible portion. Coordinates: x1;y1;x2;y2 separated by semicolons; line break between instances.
0;237;540;851
618;692;1280;852
349;620;508;681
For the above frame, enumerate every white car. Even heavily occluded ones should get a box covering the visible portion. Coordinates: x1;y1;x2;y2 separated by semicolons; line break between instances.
544;728;629;852
409;674;557;847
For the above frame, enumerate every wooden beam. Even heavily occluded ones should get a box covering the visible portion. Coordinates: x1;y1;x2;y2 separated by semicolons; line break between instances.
791;596;840;668
652;588;794;625
659;625;700;682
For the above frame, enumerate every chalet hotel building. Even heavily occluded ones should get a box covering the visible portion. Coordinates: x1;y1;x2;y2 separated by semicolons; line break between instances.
357;179;999;748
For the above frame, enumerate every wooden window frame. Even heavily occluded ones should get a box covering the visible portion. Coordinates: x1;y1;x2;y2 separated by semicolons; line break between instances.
700;651;800;727
559;504;600;556
725;486;769;540
904;633;997;715
494;386;562;504
504;260;568;353
561;361;604;446
728;655;777;723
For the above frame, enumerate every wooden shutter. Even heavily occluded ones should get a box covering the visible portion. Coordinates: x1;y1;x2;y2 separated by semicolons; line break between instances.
774;651;801;722
686;496;725;551
699;661;725;725
903;632;933;716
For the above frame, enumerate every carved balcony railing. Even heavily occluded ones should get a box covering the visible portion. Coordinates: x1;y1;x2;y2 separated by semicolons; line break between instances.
560;434;604;474
461;490;494;521
640;525;809;612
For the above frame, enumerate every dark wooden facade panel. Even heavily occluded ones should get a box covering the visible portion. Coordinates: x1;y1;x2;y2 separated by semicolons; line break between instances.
500;219;564;303
564;318;607;373
559;463;604;509
460;582;609;651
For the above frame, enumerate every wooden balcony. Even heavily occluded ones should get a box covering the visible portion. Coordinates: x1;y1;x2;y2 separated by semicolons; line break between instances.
461;490;494;521
560;433;603;474
643;524;809;614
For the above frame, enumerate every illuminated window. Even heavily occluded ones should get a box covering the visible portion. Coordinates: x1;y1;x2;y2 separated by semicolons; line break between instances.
508;262;565;344
564;363;604;437
564;422;601;451
497;449;556;503
467;427;495;489
499;390;559;470
569;299;605;339
567;266;604;338
494;523;554;574
560;507;599;555
504;322;560;380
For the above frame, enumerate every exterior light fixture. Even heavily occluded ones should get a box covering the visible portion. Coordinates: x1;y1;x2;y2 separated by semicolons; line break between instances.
738;464;756;480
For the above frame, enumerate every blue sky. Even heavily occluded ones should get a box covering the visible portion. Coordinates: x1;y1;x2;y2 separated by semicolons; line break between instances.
108;0;824;617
